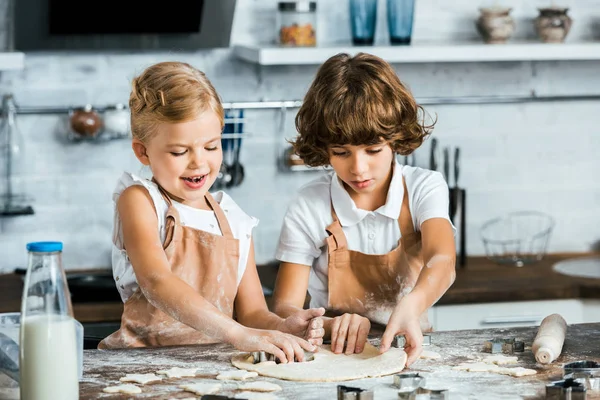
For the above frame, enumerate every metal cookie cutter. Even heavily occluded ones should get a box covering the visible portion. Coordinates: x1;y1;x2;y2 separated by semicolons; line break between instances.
251;351;315;364
337;385;374;400
546;378;587;400
398;387;449;400
393;334;432;348
483;338;525;354
393;372;426;390
563;360;600;391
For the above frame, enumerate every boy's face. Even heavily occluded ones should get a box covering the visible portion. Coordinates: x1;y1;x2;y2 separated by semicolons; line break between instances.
133;110;223;209
328;141;395;198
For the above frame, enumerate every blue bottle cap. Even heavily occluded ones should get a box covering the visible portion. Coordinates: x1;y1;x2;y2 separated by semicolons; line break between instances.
26;241;63;252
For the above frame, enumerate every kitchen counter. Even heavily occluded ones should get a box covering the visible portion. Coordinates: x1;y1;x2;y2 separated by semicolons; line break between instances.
79;322;600;399
1;253;599;323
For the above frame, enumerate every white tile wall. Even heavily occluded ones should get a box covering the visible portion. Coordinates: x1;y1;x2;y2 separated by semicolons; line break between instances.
0;0;599;271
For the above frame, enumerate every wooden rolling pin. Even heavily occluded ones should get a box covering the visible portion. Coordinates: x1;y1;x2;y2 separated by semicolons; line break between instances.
532;313;567;364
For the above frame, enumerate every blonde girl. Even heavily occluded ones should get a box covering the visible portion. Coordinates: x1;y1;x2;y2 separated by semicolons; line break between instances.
99;62;324;363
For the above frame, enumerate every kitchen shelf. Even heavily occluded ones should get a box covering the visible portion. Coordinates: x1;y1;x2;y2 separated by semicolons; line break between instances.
0;52;25;70
233;42;600;65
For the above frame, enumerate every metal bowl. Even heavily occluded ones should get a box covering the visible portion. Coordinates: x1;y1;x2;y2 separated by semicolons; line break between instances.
480;211;554;267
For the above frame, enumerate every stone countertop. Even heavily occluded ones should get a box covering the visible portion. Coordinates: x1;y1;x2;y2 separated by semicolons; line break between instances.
79;323;600;400
1;253;599;322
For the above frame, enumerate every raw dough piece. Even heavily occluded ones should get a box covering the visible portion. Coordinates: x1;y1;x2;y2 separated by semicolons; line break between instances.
238;381;283;392
235;392;279;399
120;373;163;384
483;354;518;365
231;343;407;382
157;367;199;378
497;367;537;377
179;382;222;395
419;350;442;360
217;370;259;381
103;384;142;394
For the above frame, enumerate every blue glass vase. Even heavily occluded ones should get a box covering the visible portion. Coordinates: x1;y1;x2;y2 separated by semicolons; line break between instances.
349;0;378;46
387;0;416;45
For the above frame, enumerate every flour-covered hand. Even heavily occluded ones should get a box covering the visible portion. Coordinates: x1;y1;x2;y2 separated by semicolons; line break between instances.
379;301;423;366
330;313;371;355
230;327;317;364
279;307;325;346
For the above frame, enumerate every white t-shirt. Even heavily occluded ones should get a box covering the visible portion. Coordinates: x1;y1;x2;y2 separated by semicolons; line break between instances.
112;172;259;303
275;160;455;309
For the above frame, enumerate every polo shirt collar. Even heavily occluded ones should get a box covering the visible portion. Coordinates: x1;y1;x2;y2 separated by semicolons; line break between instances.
330;159;404;227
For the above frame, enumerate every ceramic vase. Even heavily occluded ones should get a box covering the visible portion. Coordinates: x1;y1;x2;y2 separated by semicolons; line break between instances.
476;7;515;44
534;7;573;43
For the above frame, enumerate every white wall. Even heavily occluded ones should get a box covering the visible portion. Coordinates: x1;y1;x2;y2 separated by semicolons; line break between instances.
0;0;599;271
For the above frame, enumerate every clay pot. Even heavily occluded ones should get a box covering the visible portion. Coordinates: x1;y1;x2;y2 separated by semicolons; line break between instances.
476;7;515;44
534;7;573;43
69;105;103;137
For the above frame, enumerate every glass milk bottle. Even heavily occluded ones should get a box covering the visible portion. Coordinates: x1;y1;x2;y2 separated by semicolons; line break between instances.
19;242;79;400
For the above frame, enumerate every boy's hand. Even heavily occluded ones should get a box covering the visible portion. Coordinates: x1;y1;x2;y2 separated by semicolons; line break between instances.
330;313;371;355
379;301;423;366
280;307;325;346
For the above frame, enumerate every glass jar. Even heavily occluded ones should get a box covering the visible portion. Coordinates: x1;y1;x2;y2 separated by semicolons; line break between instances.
277;1;317;47
103;103;130;138
68;104;103;138
20;241;79;400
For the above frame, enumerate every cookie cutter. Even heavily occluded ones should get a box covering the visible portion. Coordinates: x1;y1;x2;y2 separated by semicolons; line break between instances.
393;334;431;348
397;387;449;400
393;372;426;390
483;338;525;354
546;378;587;400
337;384;374;400
251;350;314;364
563;360;600;391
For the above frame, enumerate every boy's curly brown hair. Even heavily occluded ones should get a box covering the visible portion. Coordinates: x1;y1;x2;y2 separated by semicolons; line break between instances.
293;52;435;167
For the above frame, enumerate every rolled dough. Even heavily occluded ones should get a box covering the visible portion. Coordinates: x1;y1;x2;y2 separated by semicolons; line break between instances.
238;381;283;392
231;343;407;382
156;367;199;378
179;382;222;395
119;373;162;384
102;384;142;394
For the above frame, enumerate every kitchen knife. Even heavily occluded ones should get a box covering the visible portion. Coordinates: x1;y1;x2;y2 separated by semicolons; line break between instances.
429;138;438;171
443;147;450;185
454;147;460;189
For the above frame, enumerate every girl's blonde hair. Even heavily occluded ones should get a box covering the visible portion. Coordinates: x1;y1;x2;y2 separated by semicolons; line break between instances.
129;61;224;143
293;52;435;167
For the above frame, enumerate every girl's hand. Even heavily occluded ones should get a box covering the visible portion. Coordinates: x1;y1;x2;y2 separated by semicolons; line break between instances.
279;307;326;346
229;327;317;364
379;301;423;366
330;313;371;355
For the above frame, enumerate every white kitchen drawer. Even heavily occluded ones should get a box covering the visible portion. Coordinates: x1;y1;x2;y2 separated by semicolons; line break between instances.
432;299;586;331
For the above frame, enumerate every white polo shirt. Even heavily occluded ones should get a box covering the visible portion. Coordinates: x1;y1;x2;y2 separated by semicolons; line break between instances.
275;160;454;309
112;172;258;303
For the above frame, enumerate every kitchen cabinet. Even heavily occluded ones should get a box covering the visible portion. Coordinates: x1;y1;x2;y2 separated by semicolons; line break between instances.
233;42;600;66
431;298;600;331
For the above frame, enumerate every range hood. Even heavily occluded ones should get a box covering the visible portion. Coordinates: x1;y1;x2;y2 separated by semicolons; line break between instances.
14;0;237;51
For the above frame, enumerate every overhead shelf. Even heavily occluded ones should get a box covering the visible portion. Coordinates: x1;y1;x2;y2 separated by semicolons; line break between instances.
233;42;600;65
0;52;25;70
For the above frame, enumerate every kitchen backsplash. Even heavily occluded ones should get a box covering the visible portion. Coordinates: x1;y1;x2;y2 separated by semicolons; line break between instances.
0;0;599;271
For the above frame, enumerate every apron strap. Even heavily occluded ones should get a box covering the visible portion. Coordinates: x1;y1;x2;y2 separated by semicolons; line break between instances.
325;203;348;252
205;192;235;239
152;178;182;224
398;178;417;240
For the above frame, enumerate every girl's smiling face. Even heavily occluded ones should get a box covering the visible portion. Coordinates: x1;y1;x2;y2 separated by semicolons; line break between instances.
133;110;223;209
328;141;395;204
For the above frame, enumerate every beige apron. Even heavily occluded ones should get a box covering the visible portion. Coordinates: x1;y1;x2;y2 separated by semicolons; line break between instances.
326;180;432;331
99;185;239;349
